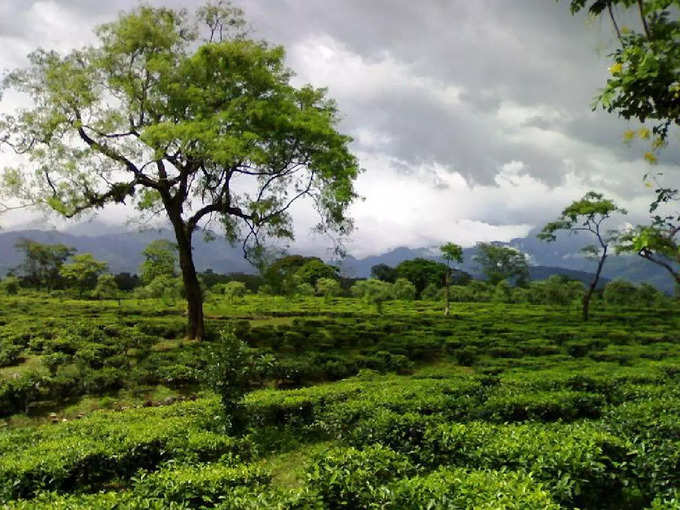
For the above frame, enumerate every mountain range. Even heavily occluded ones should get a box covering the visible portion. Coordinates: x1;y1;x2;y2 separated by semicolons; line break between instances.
0;222;676;293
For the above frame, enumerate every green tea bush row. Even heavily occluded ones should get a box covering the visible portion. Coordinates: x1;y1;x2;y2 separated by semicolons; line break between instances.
389;467;560;509
345;410;630;507
306;444;561;509
133;463;270;508
0;399;256;500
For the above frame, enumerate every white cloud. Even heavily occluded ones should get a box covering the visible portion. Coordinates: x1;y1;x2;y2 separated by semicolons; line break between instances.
289;34;463;109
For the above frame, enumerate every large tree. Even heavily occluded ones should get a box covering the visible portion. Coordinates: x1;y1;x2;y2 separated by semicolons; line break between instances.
13;239;75;291
395;258;448;298
370;263;398;283
0;3;359;338
60;253;109;297
473;243;529;287
440;242;463;316
538;191;626;321
139;240;178;285
565;0;680;287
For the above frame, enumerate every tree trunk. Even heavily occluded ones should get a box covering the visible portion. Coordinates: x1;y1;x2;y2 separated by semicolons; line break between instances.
444;272;450;316
169;215;205;340
583;247;607;322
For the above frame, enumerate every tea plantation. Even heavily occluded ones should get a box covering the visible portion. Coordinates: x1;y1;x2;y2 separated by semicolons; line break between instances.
1;295;680;508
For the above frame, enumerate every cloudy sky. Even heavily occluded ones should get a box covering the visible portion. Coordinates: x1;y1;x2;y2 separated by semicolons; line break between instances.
1;0;677;257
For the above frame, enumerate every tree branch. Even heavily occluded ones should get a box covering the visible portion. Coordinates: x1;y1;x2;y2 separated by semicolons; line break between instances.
639;248;680;284
638;0;651;38
76;122;161;191
607;1;623;42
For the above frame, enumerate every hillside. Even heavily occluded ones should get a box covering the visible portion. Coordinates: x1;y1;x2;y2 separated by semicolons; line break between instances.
0;225;676;291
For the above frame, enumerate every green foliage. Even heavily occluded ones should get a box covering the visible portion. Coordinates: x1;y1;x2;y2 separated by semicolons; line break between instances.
136;275;184;301
0;2;359;338
568;0;680;144
1;275;20;295
0;293;679;508
315;277;342;298
13;239;76;290
395;258;447;297
474;242;529;286
528;275;585;306
440;242;463;265
604;279;641;306
294;282;315;296
295;259;339;288
564;1;680;288
539;192;626;319
217;281;248;301
370;263;398;283
307;444;418;508
391;277;416;300
91;274;119;300
390;467;560;509
140;240;178;285
60;253;109;296
203;329;274;432
0;398;253;500
134;463;270;507
263;255;326;295
351;279;392;312
492;279;513;303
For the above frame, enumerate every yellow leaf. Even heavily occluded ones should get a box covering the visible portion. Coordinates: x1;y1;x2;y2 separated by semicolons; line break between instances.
638;127;650;139
623;130;635;141
609;62;623;74
644;152;657;164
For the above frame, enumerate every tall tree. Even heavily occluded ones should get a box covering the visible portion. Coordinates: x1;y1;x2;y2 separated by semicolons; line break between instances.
440;242;463;316
60;253;109;297
395;258;448;298
370;263;398;283
263;255;316;295
0;3;358;338
139;240;178;285
294;259;340;287
473;243;529;287
564;0;680;288
14;239;75;290
538;191;626;321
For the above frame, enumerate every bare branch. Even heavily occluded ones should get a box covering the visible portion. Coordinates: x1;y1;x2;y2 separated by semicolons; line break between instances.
607;1;623;42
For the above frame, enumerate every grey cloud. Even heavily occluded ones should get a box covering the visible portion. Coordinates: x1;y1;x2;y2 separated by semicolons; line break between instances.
0;0;671;253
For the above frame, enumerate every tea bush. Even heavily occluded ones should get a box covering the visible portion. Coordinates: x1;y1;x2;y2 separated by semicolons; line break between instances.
0;294;679;509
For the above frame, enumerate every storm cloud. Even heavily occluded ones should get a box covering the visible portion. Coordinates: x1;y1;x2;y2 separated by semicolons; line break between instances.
0;0;676;257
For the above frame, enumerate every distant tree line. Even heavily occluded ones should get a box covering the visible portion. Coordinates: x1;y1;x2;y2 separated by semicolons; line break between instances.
0;236;674;315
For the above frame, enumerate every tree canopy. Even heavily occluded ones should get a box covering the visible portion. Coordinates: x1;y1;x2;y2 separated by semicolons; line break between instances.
139;240;178;285
13;239;75;290
0;2;359;338
473;243;529;286
539;191;626;320
568;0;680;145
564;0;680;289
60;253;109;296
395;258;448;298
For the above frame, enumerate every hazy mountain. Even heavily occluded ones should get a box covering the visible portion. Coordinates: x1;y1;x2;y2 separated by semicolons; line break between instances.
0;226;676;293
0;228;254;276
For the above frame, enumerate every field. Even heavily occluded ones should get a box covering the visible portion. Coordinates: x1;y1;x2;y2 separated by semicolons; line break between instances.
1;295;680;509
